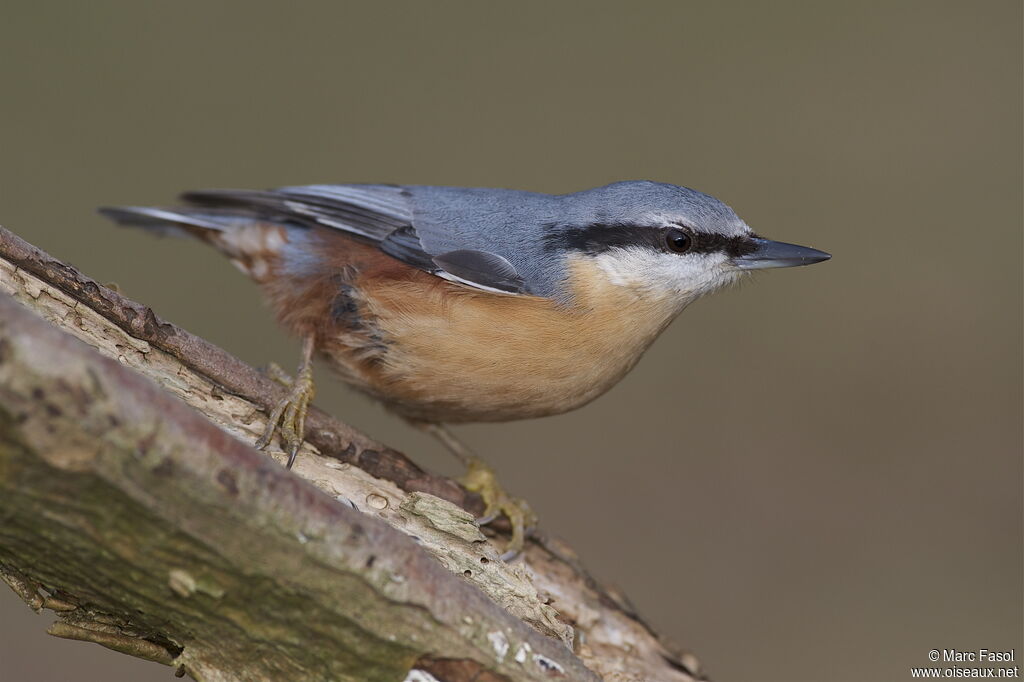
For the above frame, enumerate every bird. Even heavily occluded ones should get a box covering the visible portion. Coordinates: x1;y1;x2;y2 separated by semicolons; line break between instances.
100;180;830;556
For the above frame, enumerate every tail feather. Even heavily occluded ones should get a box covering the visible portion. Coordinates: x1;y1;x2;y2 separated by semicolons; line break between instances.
98;205;290;282
98;206;255;237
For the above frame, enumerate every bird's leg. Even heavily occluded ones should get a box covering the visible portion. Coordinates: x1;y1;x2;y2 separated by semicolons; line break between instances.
255;335;316;469
414;422;537;560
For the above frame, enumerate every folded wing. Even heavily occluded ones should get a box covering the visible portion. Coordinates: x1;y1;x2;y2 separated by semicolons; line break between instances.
180;184;529;295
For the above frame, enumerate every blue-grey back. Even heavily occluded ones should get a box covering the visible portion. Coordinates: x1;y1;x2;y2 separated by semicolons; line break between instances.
104;180;748;300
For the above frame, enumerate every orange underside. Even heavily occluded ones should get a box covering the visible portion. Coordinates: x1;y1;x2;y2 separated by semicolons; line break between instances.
230;225;676;423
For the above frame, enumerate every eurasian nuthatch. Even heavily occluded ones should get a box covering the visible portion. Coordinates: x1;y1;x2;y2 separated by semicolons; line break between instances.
101;180;830;555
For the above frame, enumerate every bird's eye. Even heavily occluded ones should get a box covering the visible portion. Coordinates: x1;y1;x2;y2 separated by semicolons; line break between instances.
665;228;694;254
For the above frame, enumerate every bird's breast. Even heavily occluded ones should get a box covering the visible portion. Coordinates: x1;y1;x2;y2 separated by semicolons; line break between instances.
346;255;678;422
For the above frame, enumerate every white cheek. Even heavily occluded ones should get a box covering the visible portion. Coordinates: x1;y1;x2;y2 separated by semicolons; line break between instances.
594;248;738;301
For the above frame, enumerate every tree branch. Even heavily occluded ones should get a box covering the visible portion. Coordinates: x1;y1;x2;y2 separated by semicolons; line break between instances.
0;226;705;681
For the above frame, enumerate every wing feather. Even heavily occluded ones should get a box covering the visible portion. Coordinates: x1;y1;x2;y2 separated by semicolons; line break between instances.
180;184;530;295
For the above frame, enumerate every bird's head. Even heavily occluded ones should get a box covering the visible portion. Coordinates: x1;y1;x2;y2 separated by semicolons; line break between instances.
549;180;830;309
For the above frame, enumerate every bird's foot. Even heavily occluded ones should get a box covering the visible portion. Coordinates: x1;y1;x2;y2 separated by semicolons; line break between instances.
255;360;315;469
460;456;537;560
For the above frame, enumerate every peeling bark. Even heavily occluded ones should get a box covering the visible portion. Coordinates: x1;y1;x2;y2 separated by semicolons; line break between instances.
0;226;705;682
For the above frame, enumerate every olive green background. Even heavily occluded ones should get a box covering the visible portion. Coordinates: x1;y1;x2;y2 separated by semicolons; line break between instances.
1;2;1020;681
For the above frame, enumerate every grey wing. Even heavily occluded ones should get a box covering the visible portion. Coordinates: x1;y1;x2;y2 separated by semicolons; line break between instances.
182;184;412;241
182;184;530;295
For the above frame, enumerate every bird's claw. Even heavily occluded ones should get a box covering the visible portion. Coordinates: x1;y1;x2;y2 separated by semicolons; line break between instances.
460;456;537;559
256;363;315;469
475;510;500;526
263;362;293;387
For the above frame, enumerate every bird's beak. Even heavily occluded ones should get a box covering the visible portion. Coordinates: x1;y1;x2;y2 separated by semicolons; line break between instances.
732;238;831;270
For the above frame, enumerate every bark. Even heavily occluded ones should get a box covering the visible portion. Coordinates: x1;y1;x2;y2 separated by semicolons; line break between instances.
0;226;705;682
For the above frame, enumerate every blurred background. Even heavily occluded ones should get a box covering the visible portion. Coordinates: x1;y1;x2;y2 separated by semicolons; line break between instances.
0;2;1020;680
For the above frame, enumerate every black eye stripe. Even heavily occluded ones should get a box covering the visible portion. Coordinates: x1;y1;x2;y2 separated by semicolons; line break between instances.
545;224;757;258
686;231;759;257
